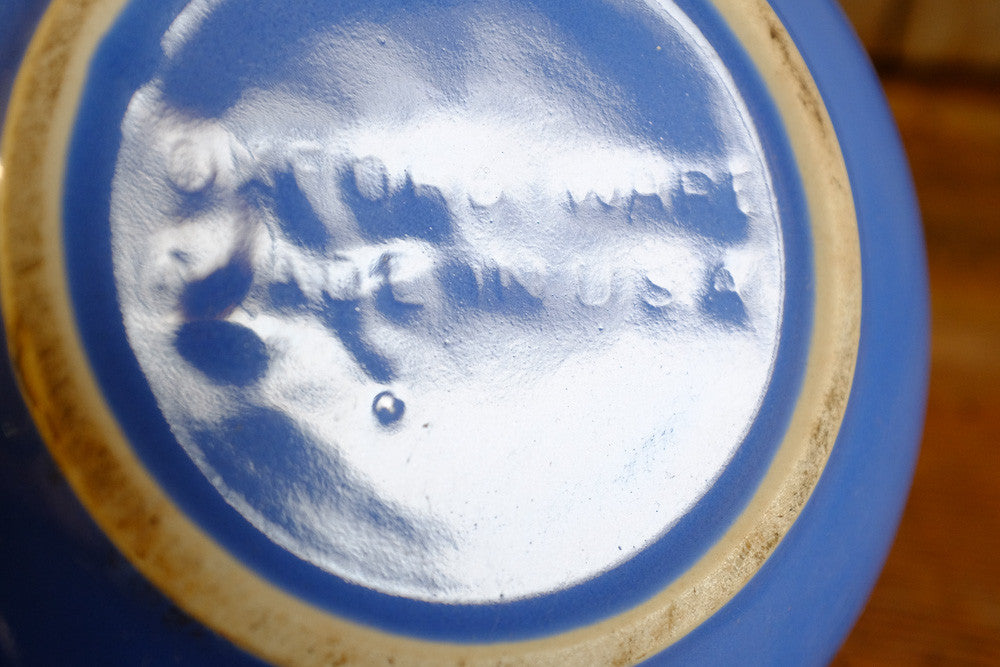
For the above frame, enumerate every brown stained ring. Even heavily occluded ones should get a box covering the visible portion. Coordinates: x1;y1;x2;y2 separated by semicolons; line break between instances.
0;0;861;664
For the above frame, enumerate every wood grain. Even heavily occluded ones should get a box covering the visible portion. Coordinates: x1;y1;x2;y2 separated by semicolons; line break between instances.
838;0;1000;71
833;75;1000;665
900;1;1000;70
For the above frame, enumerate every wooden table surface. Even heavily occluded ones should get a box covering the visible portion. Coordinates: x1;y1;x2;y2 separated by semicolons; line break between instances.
833;73;1000;665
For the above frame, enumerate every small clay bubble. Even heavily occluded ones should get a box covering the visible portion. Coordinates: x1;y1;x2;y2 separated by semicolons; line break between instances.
373;390;405;426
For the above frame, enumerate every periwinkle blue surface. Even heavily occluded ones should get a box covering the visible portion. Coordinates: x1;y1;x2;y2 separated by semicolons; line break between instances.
179;248;254;320
174;320;269;385
645;1;928;664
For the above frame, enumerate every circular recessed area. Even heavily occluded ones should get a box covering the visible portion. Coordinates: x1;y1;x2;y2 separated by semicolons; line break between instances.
106;0;786;603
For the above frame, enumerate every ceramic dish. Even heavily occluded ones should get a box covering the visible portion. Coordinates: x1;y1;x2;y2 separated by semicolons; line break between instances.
0;0;928;663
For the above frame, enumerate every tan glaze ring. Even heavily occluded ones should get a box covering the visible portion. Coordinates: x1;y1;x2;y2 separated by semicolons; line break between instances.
0;0;860;663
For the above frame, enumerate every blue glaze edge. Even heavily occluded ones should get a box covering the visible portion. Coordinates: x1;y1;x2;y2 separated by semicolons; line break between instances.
0;0;50;127
59;0;814;643
645;1;929;664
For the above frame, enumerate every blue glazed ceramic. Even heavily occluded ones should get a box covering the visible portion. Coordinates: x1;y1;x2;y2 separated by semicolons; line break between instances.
0;0;927;664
